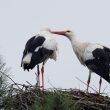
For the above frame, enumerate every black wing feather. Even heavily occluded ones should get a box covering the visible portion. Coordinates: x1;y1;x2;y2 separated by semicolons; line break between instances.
85;48;110;83
21;35;54;70
21;36;45;67
23;47;53;70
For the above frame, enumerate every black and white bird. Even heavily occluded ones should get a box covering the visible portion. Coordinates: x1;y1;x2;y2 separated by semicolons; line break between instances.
21;29;58;90
51;30;110;93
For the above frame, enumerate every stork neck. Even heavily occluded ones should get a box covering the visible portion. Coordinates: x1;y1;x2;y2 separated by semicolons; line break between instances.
68;35;86;65
66;34;82;48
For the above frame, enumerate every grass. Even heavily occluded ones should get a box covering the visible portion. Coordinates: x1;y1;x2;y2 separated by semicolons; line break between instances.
32;90;80;110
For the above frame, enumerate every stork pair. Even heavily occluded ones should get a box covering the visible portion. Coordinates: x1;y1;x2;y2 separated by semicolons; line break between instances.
21;29;110;93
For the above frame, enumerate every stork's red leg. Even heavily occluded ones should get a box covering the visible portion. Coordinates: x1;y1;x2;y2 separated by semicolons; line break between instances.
41;63;44;91
99;77;102;93
87;70;91;92
37;65;40;88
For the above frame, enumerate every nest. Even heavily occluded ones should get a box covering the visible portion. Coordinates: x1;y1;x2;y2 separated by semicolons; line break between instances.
4;82;110;110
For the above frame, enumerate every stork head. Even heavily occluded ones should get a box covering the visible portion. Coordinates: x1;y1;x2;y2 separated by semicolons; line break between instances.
51;30;74;40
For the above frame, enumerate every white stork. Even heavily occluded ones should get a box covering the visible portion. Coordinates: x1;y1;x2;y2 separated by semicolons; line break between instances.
51;30;110;93
21;29;58;90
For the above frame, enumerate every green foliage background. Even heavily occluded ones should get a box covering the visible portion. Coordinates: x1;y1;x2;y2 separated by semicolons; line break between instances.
32;91;80;110
0;56;9;109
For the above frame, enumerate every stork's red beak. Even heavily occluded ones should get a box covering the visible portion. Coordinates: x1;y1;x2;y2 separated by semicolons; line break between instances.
51;31;66;35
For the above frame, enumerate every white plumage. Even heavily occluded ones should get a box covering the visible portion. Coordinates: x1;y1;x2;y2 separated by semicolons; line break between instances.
22;53;32;64
83;43;103;61
21;29;58;90
51;30;110;93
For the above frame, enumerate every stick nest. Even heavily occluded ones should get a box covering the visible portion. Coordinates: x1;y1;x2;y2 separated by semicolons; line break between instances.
5;83;110;110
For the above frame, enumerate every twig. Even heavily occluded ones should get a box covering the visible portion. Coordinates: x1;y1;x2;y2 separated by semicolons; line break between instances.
74;96;86;108
93;85;98;92
75;76;98;93
102;85;108;93
79;100;110;109
48;78;56;90
0;70;21;90
26;81;33;87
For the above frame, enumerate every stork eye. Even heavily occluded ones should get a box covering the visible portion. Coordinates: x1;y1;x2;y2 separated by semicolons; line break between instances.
66;30;71;32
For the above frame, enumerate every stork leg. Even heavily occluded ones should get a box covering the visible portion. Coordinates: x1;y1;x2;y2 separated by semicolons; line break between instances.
99;77;102;94
37;65;40;89
41;62;44;91
87;70;91;92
